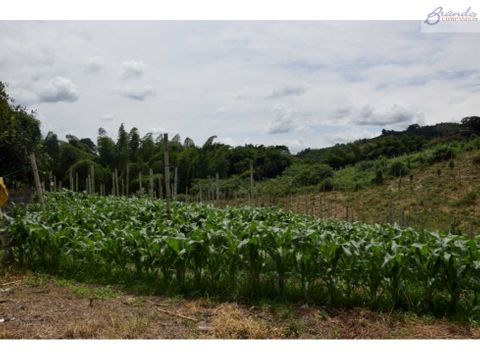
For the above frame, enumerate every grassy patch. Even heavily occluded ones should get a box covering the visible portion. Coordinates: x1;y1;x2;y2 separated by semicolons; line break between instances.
53;278;117;300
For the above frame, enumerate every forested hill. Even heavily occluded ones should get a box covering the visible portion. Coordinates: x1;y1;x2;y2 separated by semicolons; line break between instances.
2;79;480;194
296;119;479;169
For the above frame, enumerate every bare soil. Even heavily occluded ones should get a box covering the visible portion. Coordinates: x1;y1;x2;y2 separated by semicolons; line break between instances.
1;271;479;339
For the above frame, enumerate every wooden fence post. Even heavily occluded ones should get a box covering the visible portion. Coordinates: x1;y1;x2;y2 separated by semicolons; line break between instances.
90;164;95;194
138;171;142;195
115;169;119;197
29;152;45;212
111;172;115;195
126;163;130;196
149;168;154;198
249;160;254;206
69;168;74;191
215;172;220;203
164;134;171;217
158;175;163;199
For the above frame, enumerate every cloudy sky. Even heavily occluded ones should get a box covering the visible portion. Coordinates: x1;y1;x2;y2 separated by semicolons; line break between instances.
0;21;479;152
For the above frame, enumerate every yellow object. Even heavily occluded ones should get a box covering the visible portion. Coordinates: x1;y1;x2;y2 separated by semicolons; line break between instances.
0;177;8;208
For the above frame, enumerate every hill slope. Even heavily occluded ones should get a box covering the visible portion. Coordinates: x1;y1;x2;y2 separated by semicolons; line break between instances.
286;148;480;235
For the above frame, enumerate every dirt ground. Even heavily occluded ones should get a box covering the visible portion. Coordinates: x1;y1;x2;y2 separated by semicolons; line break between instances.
0;271;479;339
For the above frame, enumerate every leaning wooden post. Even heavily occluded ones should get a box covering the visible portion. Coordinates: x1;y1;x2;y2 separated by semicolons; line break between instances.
29;152;46;212
163;133;171;217
149;168;154;198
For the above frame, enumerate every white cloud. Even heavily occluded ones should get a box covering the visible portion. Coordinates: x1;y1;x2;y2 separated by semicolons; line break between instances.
102;114;114;122
118;85;155;101
214;136;237;146
268;85;307;99
36;76;79;103
267;104;296;134
335;104;425;128
83;56;104;74
121;60;146;79
1;21;479;153
150;126;167;135
215;106;227;114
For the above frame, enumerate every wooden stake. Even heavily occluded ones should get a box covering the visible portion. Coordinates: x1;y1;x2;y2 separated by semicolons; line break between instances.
149;168;154;198
111;172;115;195
138;171;143;195
158;175;163;199
90;164;95;194
174;167;178;200
29;152;45;212
163;134;171;217
249;159;254;206
126;163;130;196
69;168;74;191
115;168;120;197
215;172;220;202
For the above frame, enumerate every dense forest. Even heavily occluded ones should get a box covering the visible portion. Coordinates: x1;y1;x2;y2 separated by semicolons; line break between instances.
1;80;480;197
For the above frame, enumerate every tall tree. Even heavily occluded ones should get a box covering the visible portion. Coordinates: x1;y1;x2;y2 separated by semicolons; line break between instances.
116;123;129;170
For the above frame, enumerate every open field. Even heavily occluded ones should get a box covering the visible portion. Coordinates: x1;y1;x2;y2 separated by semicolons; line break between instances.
5;192;480;319
1;272;479;339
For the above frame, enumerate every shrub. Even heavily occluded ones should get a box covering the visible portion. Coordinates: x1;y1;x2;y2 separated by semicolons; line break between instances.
372;170;384;185
389;160;409;177
319;177;334;191
284;163;333;187
429;145;456;163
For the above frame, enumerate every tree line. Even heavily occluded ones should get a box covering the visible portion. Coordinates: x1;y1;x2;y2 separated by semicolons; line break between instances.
2;80;480;197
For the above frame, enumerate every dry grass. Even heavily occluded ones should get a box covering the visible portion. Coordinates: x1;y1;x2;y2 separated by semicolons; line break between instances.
1;271;479;339
210;303;284;339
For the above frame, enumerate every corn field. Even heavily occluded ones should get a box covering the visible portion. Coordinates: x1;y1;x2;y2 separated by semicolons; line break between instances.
6;191;480;317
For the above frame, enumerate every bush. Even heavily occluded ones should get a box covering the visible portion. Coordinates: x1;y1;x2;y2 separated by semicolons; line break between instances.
429;145;456;163
356;160;375;172
319;177;334;191
284;163;333;187
372;170;384;185
389;160;409;177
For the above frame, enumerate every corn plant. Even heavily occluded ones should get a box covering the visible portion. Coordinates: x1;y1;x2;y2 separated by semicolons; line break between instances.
6;191;480;317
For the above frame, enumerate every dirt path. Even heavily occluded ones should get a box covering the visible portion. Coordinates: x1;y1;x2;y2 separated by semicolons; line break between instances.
0;272;478;339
